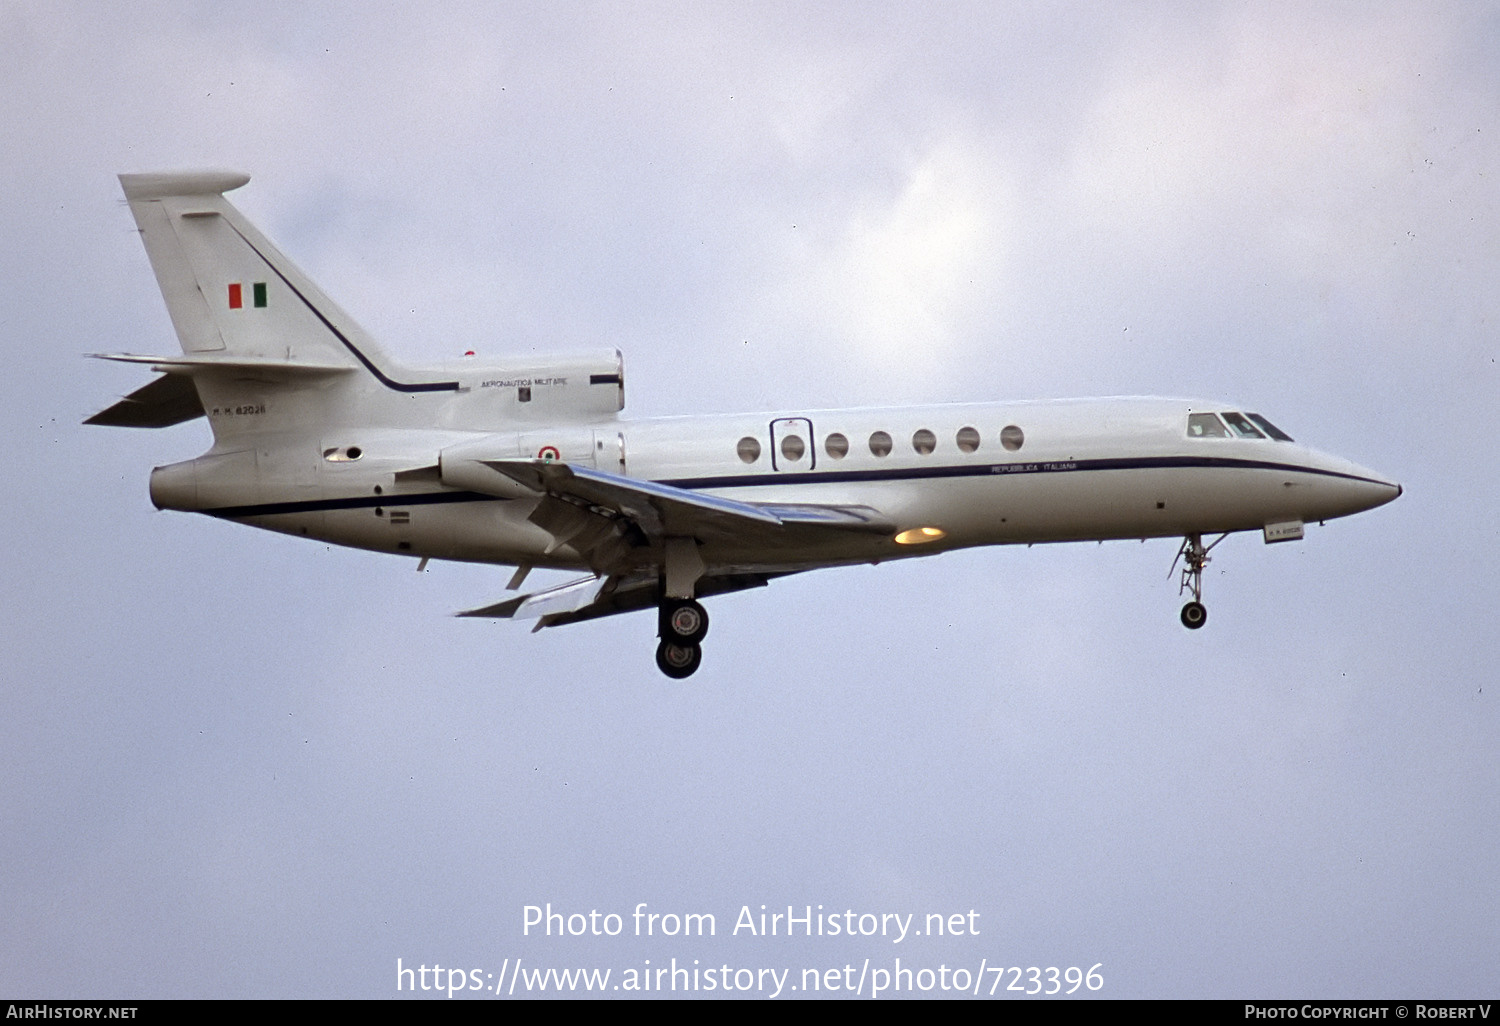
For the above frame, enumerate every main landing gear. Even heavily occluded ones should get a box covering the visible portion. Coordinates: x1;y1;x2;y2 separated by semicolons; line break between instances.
1172;532;1226;630
655;598;709;679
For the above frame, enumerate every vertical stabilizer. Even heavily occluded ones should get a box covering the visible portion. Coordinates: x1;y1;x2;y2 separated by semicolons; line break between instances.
115;171;456;445
118;171;389;371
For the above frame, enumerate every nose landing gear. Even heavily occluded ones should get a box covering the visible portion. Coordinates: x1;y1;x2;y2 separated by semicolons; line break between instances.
1172;533;1226;630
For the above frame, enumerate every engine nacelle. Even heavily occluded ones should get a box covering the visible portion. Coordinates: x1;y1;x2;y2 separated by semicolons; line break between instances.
422;349;624;430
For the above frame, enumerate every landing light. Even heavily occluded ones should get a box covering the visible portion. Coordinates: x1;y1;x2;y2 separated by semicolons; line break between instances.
894;526;946;545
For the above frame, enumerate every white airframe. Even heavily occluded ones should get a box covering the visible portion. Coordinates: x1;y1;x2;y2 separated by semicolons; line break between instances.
89;172;1401;678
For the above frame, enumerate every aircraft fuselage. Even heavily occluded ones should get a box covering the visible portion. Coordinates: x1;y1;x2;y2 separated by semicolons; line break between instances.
149;396;1400;577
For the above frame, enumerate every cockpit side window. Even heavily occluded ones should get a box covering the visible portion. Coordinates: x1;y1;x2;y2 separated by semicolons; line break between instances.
1187;413;1229;438
1221;412;1266;439
1247;413;1294;442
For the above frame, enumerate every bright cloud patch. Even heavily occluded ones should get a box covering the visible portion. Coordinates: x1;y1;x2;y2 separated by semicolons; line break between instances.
773;141;1010;388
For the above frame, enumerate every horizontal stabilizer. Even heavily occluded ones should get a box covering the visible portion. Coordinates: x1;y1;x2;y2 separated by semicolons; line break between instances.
118;170;250;200
85;373;205;428
91;352;356;376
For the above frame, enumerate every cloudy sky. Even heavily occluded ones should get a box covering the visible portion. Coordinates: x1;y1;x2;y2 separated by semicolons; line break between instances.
3;0;1496;999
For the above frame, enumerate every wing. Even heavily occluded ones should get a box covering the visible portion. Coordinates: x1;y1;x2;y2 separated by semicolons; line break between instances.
445;458;895;629
440;455;894;570
465;458;891;534
456;569;784;630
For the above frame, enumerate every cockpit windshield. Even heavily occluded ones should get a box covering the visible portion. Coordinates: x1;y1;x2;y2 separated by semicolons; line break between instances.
1221;412;1265;438
1246;413;1294;441
1187;411;1294;442
1187;413;1228;438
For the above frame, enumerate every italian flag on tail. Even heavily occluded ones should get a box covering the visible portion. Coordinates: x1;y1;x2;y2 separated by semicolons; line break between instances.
228;282;267;309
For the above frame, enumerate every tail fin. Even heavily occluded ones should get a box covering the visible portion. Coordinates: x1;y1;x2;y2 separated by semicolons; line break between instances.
118;171;389;370
107;173;627;444
106;172;462;443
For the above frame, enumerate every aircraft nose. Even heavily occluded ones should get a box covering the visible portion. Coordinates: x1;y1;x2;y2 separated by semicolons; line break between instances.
1350;462;1402;508
1356;475;1402;511
1305;456;1401;519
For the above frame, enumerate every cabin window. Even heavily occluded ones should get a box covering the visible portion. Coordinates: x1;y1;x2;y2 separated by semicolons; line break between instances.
1247;413;1294;442
1221;412;1266;439
825;432;849;459
956;426;981;453
912;429;937;455
1001;425;1025;451
780;433;806;462
869;431;893;457
1187;413;1228;438
736;436;761;463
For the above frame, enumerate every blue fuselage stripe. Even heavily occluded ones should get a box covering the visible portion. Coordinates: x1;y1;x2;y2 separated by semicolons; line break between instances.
227;222;459;394
200;454;1390;520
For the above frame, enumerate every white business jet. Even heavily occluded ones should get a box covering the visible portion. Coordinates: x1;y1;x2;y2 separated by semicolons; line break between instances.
89;172;1401;678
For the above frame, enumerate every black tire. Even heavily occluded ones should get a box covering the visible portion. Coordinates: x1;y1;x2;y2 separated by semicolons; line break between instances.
661;599;709;643
1180;601;1208;630
655;640;703;679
